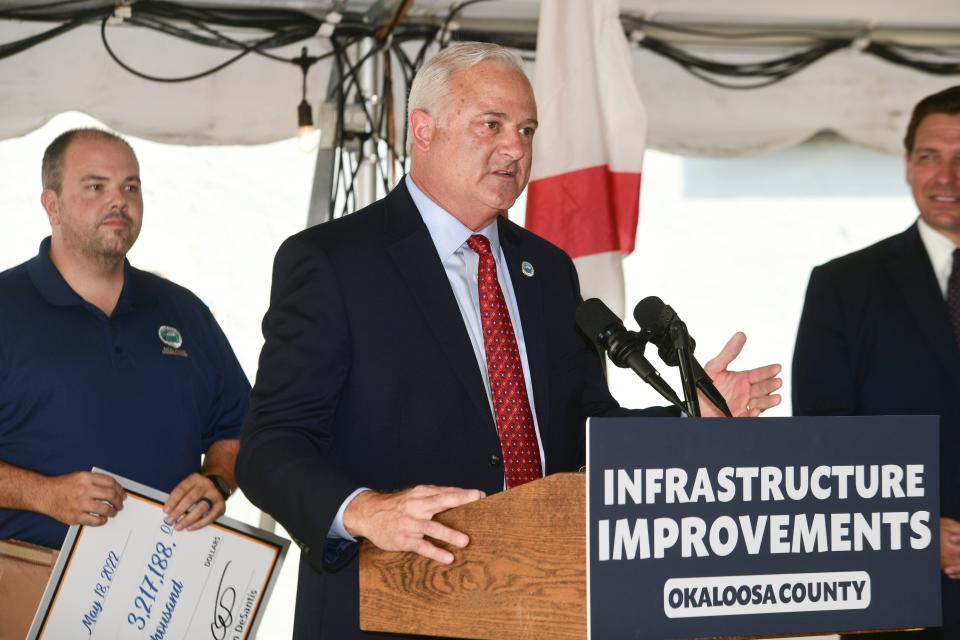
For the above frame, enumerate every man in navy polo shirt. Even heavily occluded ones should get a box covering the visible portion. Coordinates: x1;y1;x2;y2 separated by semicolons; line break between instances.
0;128;250;550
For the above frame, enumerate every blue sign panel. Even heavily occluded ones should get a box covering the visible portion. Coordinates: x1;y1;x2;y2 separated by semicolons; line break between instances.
587;416;940;639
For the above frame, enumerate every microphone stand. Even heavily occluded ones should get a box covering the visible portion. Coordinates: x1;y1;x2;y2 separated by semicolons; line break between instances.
606;331;686;412
668;320;701;417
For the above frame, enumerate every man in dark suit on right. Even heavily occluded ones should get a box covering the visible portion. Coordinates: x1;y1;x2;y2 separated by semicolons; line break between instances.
794;86;960;639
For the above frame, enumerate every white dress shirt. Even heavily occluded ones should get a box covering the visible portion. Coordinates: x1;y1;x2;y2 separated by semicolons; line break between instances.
917;217;959;299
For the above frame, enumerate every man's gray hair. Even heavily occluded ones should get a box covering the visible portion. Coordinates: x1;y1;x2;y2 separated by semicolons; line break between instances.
407;42;525;139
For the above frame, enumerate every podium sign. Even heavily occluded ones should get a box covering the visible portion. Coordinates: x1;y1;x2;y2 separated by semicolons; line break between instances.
586;416;941;639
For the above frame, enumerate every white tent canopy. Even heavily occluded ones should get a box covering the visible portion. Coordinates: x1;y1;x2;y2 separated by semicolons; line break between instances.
1;0;959;156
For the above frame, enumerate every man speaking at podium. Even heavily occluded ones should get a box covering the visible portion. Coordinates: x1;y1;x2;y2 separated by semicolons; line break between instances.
238;42;782;638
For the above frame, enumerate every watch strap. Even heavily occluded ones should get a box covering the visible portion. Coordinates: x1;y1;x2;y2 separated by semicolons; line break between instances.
205;474;232;501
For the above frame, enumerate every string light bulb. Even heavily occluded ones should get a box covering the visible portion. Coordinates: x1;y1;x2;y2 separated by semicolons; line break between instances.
297;99;319;152
294;47;320;153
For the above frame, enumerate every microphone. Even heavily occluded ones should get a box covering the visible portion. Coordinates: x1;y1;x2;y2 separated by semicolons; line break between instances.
575;298;684;410
633;296;732;418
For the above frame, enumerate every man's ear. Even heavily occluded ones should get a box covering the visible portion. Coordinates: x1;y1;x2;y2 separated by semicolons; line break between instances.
409;109;436;151
40;189;61;226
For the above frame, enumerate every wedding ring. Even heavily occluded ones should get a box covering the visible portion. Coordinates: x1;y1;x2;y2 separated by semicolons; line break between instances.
197;496;214;513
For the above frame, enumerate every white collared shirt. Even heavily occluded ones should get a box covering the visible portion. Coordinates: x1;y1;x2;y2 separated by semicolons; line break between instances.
917;217;959;298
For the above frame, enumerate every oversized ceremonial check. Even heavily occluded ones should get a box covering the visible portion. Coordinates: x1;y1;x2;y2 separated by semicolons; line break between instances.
27;470;290;639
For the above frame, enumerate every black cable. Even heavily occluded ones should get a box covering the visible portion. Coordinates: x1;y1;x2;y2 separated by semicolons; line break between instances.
437;0;492;49
376;59;394;182
339;41;408;187
331;36;348;217
340;143;363;217
132;0;324;33
0;0;109;20
0;0;93;12
329;33;398;218
335;39;404;168
126;15;240;49
622;15;840;42
0;17;84;59
101;15;253;82
638;35;849;89
867;41;960;75
642;36;848;77
391;41;416;81
341;39;388;95
4;0;960;87
179;16;314;63
875;40;960;57
101;10;338;83
128;10;320;57
443;28;536;51
332;39;372;217
389;41;416;164
683;66;797;90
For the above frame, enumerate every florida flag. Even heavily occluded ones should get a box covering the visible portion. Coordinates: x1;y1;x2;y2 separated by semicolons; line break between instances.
525;0;645;317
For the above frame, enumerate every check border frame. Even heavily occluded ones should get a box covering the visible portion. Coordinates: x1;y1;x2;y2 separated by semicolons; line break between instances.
27;468;291;640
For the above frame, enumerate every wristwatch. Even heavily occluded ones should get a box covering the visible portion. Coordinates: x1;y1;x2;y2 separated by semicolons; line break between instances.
205;474;233;501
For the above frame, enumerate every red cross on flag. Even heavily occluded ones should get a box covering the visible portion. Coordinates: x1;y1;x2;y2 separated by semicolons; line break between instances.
525;0;646;317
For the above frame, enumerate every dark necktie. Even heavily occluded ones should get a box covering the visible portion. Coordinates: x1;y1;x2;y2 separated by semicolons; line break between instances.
949;248;960;347
466;234;543;488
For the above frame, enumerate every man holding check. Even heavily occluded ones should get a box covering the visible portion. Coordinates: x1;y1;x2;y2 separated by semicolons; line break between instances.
0;129;248;556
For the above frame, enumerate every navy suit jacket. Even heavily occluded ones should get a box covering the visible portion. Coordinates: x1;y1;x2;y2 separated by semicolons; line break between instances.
237;180;669;639
793;222;960;634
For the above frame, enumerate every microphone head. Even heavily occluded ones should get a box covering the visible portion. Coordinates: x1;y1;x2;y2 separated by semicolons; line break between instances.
633;296;670;334
634;297;695;366
575;298;623;349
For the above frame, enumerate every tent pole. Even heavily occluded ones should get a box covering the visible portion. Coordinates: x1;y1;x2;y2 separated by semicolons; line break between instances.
357;37;380;209
304;50;349;228
305;146;335;228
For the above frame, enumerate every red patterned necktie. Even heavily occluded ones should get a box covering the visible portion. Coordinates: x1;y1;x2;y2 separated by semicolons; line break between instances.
466;234;543;488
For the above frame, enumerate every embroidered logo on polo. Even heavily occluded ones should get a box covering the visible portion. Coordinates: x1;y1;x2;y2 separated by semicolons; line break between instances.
158;325;188;357
158;325;182;348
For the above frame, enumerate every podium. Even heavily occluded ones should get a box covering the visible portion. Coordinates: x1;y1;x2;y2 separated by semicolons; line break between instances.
359;472;919;640
360;473;585;639
0;539;57;640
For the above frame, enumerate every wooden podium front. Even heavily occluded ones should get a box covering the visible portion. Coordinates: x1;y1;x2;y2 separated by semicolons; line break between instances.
360;473;585;639
0;539;58;640
359;473;908;640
